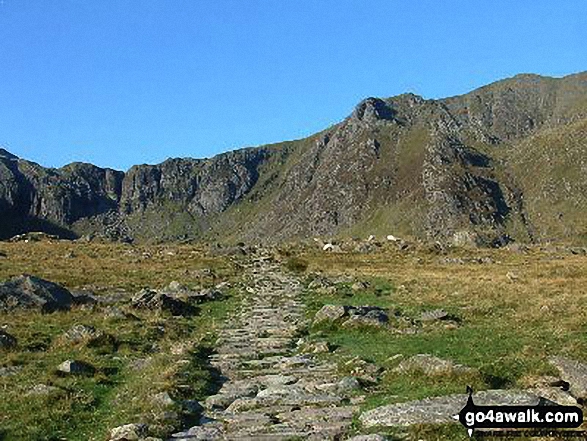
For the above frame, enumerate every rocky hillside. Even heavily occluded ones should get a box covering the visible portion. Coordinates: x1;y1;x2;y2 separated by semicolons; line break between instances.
1;71;587;244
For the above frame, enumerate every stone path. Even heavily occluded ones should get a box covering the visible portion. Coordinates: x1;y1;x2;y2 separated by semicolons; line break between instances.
171;258;361;440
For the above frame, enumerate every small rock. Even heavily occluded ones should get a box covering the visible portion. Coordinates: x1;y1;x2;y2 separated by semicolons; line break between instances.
109;423;149;441
57;359;95;376
60;324;114;348
351;281;370;292
131;289;196;316
152;391;175;407
343;306;389;328
394;354;475;376
25;383;62;396
420;309;449;322
347;435;389;441
314;304;348;324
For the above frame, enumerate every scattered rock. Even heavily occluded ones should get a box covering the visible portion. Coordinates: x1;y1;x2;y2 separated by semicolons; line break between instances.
314;304;348;324
0;275;74;312
343;306;389;328
57;359;95;376
0;365;23;377
549;356;587;401
60;324;115;348
25;383;63;397
351;281;370;291
0;329;17;349
9;232;60;242
420;309;449;322
131;289;196;316
394;354;475;376
152;391;175;407
109;423;149;441
347;435;389;441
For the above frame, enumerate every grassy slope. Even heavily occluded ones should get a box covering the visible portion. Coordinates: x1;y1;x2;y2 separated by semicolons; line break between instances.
503;118;587;243
0;241;239;440
299;245;587;438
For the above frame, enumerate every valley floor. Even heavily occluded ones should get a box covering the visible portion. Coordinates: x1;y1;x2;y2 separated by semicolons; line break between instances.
1;240;587;440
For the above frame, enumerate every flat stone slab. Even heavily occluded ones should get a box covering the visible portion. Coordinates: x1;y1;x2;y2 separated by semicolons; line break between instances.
360;389;544;427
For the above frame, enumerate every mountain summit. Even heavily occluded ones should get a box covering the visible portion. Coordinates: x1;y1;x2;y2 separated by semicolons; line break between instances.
1;72;587;244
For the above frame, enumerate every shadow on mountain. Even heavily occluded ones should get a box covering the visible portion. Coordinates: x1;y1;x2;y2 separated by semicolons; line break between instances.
0;213;78;240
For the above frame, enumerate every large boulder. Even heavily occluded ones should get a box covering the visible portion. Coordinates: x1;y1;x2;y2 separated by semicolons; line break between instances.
0;275;74;312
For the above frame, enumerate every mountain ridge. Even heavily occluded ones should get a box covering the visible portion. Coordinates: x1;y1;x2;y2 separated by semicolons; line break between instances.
2;71;587;244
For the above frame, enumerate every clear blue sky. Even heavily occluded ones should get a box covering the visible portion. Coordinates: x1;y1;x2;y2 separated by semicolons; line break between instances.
0;1;585;171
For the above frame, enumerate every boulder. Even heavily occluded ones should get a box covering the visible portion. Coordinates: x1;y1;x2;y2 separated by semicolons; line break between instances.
0;275;74;312
0;329;17;349
57;359;95;376
549;356;587;401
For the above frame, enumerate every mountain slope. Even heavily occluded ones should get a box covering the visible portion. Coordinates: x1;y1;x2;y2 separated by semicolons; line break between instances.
1;71;586;244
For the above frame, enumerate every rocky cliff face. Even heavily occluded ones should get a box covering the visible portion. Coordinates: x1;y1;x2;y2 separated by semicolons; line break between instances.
1;72;586;244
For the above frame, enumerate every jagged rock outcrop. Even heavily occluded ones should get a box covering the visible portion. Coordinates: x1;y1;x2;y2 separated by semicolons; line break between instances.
1;72;587;244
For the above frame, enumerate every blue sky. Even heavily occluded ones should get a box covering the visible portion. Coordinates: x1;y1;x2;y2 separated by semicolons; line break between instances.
0;1;585;170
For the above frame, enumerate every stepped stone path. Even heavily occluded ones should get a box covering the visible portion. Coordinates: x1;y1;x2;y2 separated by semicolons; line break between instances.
171;258;361;440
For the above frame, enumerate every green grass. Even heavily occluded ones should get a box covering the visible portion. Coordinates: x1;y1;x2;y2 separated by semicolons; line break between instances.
0;242;241;440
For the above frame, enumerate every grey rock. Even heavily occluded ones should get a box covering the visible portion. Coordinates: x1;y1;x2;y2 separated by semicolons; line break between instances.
347;435;389;441
549;356;587;401
131;289;196;316
0;275;74;312
25;383;63;396
313;304;348;324
360;389;545;427
57;359;95;375
394;354;475;376
109;423;148;441
343;307;389;327
61;324;114;347
420;309;449;322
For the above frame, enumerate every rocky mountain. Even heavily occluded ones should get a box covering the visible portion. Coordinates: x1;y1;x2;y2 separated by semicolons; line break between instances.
1;71;587;245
